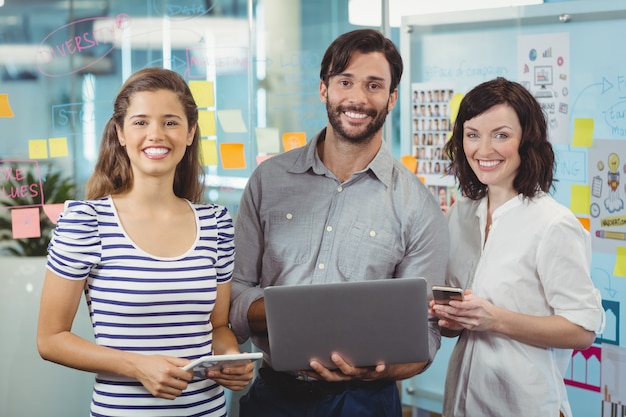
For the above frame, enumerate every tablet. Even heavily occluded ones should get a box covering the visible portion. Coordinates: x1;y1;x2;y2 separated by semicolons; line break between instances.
264;278;430;372
182;352;263;378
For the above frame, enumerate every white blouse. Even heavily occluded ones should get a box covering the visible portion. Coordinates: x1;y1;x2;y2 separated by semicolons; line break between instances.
443;193;604;417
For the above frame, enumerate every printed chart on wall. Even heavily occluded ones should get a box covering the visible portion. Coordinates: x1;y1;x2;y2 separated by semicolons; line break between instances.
410;83;457;213
517;32;570;145
589;140;626;254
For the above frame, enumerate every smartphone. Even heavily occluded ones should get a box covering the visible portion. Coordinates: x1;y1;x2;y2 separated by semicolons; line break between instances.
432;285;464;305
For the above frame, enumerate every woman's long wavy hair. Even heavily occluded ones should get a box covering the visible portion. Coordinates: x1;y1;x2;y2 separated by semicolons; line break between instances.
86;67;204;202
443;77;555;200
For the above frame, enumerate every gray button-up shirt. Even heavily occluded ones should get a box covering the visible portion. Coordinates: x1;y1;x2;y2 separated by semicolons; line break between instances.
230;128;449;366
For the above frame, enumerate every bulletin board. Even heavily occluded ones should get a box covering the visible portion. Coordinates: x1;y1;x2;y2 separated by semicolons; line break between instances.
399;1;626;415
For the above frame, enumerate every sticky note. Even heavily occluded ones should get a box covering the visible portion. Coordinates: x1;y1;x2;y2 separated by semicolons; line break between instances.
219;143;246;169
282;132;306;152
255;127;281;154
449;93;464;124
42;204;65;224
571;118;594;147
188;80;215;108
614;246;626;277
48;137;69;158
200;139;218;166
577;217;590;231
256;154;274;165
0;94;15;117
12;207;41;239
401;155;418;173
217;110;248;133
198;110;216;137
570;184;590;215
29;139;48;159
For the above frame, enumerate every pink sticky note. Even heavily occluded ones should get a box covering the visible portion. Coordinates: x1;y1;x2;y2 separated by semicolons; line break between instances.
11;207;41;239
43;203;65;224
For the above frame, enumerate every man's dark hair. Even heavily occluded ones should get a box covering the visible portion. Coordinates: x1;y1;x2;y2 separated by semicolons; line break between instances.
320;29;403;93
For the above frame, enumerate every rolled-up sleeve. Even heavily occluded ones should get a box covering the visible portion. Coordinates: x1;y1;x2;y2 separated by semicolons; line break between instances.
230;173;265;344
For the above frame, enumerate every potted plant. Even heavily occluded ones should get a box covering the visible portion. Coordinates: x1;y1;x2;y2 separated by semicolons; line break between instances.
0;163;77;256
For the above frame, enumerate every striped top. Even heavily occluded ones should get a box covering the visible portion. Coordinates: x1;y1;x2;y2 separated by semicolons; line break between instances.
46;196;234;417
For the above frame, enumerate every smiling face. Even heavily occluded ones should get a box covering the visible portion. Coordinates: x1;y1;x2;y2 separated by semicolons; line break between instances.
462;103;522;196
117;89;195;181
320;51;397;145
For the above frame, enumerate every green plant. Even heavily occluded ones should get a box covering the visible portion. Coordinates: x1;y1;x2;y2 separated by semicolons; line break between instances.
0;163;77;256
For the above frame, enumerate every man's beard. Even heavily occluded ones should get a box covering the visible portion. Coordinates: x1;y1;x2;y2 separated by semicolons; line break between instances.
326;99;389;145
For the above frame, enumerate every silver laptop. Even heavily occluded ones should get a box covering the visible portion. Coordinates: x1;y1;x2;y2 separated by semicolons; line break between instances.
264;277;430;372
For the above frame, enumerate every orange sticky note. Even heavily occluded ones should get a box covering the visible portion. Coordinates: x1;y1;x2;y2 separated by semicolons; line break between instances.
219;143;246;169
0;93;15;117
401;155;418;173
29;139;49;159
12;207;41;239
200;139;218;166
188;80;215;108
577;217;590;231
43;204;65;224
282;132;306;152
198;110;216;137
49;137;69;158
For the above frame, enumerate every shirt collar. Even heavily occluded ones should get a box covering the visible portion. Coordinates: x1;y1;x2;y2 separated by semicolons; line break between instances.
288;127;394;188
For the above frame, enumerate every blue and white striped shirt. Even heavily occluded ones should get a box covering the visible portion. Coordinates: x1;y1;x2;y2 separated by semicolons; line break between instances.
47;196;234;417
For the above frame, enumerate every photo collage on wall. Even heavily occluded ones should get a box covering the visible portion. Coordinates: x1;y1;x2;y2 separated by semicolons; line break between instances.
411;82;458;213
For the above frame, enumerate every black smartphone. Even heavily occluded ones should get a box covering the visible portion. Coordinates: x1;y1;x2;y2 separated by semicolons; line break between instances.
432;286;464;305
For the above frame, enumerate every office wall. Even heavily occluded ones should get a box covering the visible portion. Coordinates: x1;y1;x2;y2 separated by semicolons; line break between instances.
0;0;359;415
400;1;626;416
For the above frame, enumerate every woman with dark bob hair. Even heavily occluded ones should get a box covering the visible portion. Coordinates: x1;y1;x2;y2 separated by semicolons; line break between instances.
430;77;604;417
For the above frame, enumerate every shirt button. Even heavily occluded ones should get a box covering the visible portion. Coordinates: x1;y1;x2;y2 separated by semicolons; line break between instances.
337;186;343;192
326;226;333;232
369;230;376;237
286;213;293;220
318;263;325;269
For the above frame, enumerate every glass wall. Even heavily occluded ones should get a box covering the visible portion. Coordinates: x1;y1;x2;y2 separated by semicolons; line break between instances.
0;0;380;415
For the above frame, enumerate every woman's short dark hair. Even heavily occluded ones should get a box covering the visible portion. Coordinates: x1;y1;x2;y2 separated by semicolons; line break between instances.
444;77;555;200
320;29;403;93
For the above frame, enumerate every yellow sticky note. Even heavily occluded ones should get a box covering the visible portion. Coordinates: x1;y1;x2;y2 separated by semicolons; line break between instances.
0;93;15;117
449;93;464;125
614;246;626;277
571;118;594;147
219;143;246;169
188;80;215;108
29;139;48;159
48;137;69;158
217;110;248;133
401;155;418;173
255;127;281;154
282;132;306;152
12;207;41;239
198;110;216;137
570;184;590;215
200;139;218;166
